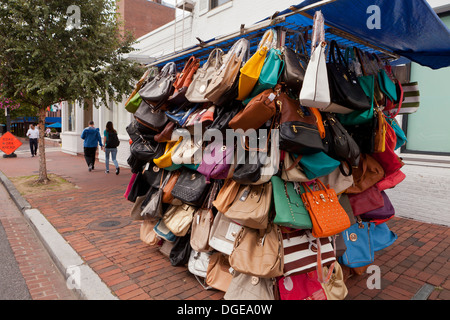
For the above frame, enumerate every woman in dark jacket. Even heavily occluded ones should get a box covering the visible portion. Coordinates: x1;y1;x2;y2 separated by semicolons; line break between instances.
102;121;120;175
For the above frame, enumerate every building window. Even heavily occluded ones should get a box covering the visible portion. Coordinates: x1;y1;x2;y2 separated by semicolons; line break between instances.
210;0;231;10
67;101;76;132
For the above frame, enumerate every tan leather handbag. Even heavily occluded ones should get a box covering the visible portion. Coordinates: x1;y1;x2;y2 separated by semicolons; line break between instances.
346;153;385;194
212;179;241;213
162;170;182;205
205;252;233;292
224;182;273;230
140;220;159;246
281;152;311;182
229;223;284;278
224;272;275;300
321;262;348;300
319;165;354;195
162;204;196;237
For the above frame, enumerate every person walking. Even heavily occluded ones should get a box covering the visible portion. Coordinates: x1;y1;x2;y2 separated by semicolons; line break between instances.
26;124;39;157
81;120;103;172
102;121;120;175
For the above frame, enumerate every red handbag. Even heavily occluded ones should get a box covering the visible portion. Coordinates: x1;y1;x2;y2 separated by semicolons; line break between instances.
376;169;406;191
347;185;384;216
278;271;327;300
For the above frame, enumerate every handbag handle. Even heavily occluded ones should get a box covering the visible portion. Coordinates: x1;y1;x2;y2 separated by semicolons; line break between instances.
311;10;326;54
203;48;224;70
385;80;404;119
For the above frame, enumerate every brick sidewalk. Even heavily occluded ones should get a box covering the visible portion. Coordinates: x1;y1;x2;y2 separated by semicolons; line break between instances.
0;150;448;300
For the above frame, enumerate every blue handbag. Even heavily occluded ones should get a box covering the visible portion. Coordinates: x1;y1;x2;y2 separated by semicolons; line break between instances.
372;222;397;252
165;104;199;127
339;219;375;268
386;117;407;150
154;219;177;242
243;48;284;105
294;152;340;180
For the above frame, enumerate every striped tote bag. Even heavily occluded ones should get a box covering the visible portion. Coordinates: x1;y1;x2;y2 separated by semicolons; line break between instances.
399;81;420;114
282;230;336;277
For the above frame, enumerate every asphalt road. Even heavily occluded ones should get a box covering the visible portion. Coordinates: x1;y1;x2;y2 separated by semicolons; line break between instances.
0;218;32;300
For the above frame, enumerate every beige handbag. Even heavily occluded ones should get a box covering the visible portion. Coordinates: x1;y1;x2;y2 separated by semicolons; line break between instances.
224;182;272;230
212;179;241;213
208;212;242;255
205;252;233;292
185;48;224;103
159;240;174;258
281;152;311;182
319;165;354;195
321;262;348;300
130;195;146;221
224;271;275;300
229;223;284;278
140;220;159;246
163;204;196;237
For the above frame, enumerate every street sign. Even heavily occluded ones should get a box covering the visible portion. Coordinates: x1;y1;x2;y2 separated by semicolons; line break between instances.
0;132;22;155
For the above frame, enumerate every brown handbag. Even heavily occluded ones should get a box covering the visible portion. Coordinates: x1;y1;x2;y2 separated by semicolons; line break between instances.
205;252;233;292
224;182;273;230
162;170;182;205
345;153;385;194
140;220;159;246
228;87;278;131
168;55;200;105
229;223;284;278
212;179;241;213
154;121;176;143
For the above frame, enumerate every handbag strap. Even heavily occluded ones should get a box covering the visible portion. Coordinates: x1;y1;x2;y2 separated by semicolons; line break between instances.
204;48;224;70
315;235;336;284
311;10;325;53
385;80;404;119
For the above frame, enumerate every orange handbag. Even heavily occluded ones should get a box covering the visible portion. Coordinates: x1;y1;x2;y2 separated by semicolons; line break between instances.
301;179;351;238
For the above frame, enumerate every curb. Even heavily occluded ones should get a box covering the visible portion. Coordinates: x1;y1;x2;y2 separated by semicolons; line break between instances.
0;171;118;300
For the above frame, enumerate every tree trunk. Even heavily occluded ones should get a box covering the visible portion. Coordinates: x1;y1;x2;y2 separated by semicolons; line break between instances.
37;107;50;184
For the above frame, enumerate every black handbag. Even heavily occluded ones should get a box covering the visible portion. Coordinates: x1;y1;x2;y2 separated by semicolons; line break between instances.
171;168;210;207
134;100;169;132
127;153;148;174
344;111;378;154
126;119;157;143
324;113;361;170
327;40;371;111
138;62;176;107
130;135;165;162
127;171;151;202
232;149;262;185
209;100;242;132
169;232;192;266
280;33;308;96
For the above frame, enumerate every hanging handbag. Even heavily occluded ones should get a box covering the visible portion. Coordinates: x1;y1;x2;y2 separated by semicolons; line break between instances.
140;172;169;221
205;252;233;292
296;152;341;180
208;212;241;255
224;272;275;300
168;56;200;105
212;179;241;213
224;182;273;230
326;40;371;113
395;81;420;114
204;38;250;104
171;168;210;207
386;117;407;150
169;232;192;266
339;218;375;268
165;103;200;127
237;29;275;101
153;138;182;169
229;223;284;278
138;62;176;108
278;90;326;155
372;222;398;252
348;185;385;216
280;33;308;96
209;100;242;132
299;11;330;109
125;68;156;113
130;135;165;163
301;179;351;238
153;218;177;242
320;166;354;195
321;262;348;300
281;151;310;182
278;271;327;300
373;109;387;153
162;203;196;237
271;176;312;230
376;169;406;192
186;49;224;103
162;170;182;205
346;153;385;194
154;121;176;143
190;182;219;252
134;100;169;132
281;230;336;277
343;109;378;155
232;149;263;185
360;191;395;221
197;139;234;183
188;250;213;289
140;220;159;246
171;134;203;165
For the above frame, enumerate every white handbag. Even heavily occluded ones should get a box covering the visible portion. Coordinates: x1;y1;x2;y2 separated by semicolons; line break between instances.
299;11;331;109
188;250;214;290
208;212;241;255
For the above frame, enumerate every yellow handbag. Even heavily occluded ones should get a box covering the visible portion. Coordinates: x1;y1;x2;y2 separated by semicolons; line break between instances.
153;138;182;168
237;29;275;101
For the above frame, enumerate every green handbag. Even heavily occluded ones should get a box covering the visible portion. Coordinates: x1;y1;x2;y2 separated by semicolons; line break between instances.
271;175;312;229
243;48;284;105
125;92;143;114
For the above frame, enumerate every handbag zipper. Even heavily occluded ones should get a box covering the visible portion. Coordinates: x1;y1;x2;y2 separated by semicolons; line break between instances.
291;125;319;133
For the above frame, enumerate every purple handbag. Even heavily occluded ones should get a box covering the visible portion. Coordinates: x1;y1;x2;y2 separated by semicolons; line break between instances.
197;140;234;183
361;191;395;220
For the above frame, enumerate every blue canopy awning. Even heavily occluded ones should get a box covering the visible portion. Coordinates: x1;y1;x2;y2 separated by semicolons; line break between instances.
274;0;450;70
47;122;61;128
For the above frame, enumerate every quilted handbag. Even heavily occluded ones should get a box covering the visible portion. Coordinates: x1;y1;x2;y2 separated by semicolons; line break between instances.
339;218;375;268
229;223;284;278
186;48;224;103
171;168;210;207
271;176;312;230
208;212;241;255
278;271;327;300
301;179;351;238
281;230;336;277
224;182;272;230
224;272;275;300
162;203;196;237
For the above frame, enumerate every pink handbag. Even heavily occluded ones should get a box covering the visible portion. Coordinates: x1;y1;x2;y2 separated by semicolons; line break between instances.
278;271;327;300
376;169;406;191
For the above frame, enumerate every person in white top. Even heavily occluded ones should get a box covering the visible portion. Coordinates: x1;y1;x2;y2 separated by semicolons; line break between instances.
26;124;39;157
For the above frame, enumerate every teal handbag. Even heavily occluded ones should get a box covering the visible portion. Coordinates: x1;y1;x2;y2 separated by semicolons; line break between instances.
271;175;312;229
243;48;284;105
294;152;340;180
378;68;397;102
386;117;407;150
